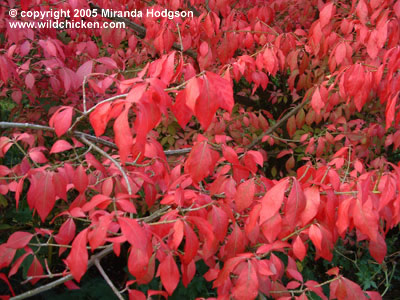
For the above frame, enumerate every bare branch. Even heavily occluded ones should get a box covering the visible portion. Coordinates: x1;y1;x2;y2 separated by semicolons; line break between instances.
79;135;132;196
10;245;114;300
247;100;309;150
94;259;125;300
0;122;191;156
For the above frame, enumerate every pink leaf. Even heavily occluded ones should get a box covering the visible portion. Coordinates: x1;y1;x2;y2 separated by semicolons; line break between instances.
49;106;74;137
50;140;73;154
160;254;180;295
66;228;88;282
6;232;33;249
260;179;288;224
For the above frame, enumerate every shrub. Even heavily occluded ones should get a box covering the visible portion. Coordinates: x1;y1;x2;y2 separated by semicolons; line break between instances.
1;0;400;299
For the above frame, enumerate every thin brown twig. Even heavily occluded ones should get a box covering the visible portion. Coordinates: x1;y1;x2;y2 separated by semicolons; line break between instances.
0;122;191;156
9;245;114;300
247;100;309;149
94;259;125;300
79;135;132;196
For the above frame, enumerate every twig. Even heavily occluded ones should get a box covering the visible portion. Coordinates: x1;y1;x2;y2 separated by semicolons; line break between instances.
0;122;192;156
138;205;171;223
176;23;184;52
10;245;114;300
79;135;132;196
94;259;125;300
341;146;352;184
70;93;128;131
247;100;309;149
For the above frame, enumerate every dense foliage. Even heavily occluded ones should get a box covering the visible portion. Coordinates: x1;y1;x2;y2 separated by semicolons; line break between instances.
1;0;400;299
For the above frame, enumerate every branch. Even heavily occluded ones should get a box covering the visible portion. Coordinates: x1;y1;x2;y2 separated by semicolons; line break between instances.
0;122;191;156
89;3;197;59
247;100;309;150
94;259;125;300
79;134;132;195
10;245;114;300
0;122;116;150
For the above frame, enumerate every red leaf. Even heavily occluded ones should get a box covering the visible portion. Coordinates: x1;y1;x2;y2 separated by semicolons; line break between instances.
172;89;193;128
209;205;229;242
353;198;378;242
300;187;320;226
181;260;196;287
184;76;201;112
232;261;259;300
326;267;339;276
205;72;234;113
366;291;382;300
27;256;43;285
64;280;80;290
284;179;306;229
335;43;346;65
66;228;88;282
49;106;74;137
89;102;111;136
356;0;369;24
116;199;137;214
214;256;244;287
135;94;162;146
319;2;335;28
88;215;112;251
286;256;303;282
50;140;73;154
369;233;387;264
305;280;327;300
194;76;219;130
0;245;16;269
181;223;199;265
160;254;180;296
341;277;367;299
260;179;288;224
128;245;152;280
185;141;219;182
188;216;218;260
0;272;15;296
309;224;322;251
73;165;88;193
222;145;240;165
9;252;32;277
395;0;400;18
6;232;33;249
171;220;184;250
25;73;35;89
224;223;245;259
54;218;76;247
82;194;111;212
311;87;324;115
76;60;93;85
287;116;296;138
235;178;255;212
129;290;146;300
118;217;149;249
34;172;56;222
29;148;48;164
261;213;282;243
385;92;398;130
96;57;118;69
114;103;133;164
293;236;306;261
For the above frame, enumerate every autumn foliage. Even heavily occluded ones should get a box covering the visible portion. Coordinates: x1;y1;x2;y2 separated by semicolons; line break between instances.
1;0;400;299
